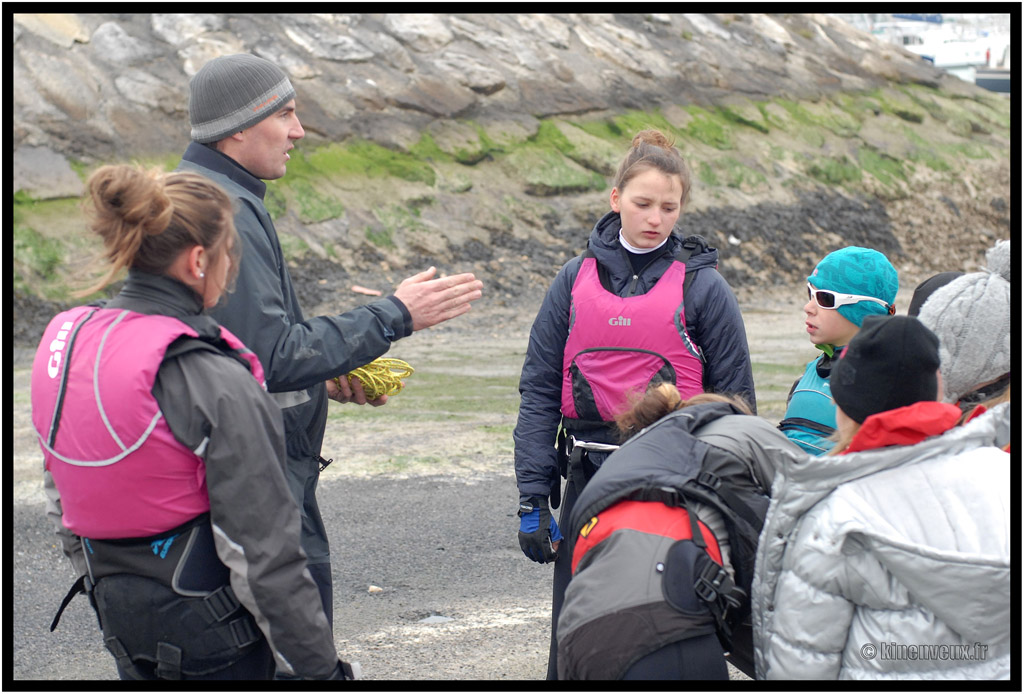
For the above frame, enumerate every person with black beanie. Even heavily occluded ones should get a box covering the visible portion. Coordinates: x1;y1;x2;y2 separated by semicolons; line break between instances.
752;315;1011;680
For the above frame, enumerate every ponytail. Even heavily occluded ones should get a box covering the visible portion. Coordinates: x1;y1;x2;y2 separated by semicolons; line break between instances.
615;383;753;442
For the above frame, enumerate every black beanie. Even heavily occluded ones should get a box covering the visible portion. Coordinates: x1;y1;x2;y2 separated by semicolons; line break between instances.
831;315;941;424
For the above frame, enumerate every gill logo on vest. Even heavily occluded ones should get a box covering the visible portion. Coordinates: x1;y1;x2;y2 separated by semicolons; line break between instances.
608;316;631;326
47;320;75;379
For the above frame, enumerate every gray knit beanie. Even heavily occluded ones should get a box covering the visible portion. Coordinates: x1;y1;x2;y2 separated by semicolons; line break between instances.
917;239;1011;404
189;54;296;143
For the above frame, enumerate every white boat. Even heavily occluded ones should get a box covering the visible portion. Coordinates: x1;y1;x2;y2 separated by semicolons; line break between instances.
973;30;1010;93
975;67;1011;93
873;21;989;68
871;19;1010;89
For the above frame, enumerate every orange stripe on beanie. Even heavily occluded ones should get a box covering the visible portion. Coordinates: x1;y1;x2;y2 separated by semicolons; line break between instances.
189;53;296;144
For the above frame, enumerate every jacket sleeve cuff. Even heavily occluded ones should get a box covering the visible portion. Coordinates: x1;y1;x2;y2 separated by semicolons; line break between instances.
386;295;414;338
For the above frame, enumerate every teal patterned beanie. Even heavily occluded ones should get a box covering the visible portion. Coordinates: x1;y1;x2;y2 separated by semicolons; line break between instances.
808;246;898;327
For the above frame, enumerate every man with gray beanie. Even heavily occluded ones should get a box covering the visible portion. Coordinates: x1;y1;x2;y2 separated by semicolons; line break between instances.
918;239;1011;416
177;53;484;636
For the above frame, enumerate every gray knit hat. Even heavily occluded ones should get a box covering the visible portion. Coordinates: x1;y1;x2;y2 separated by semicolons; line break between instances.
189;54;296;143
917;239;1011;404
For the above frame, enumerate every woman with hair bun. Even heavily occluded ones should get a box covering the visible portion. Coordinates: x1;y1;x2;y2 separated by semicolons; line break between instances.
32;165;356;680
512;130;756;678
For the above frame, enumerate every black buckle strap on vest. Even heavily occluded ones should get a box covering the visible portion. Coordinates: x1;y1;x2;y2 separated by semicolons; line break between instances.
203;584;241;622
156;642;183;680
692;553;747;650
50;574;92;632
679;494;707;551
693;556;731;605
105;635;147;680
568;444;590;498
226;615;261;649
316;455;333;472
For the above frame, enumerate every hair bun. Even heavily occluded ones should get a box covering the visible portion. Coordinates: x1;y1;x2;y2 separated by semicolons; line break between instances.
632;129;675;150
100;167;172;236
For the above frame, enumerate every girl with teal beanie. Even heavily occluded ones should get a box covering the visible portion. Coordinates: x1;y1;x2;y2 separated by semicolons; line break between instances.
778;246;898;455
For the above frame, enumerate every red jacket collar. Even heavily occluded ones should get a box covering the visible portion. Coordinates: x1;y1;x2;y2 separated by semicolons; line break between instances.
843;401;963;454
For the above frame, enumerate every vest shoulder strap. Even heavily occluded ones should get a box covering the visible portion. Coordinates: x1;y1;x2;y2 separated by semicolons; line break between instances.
677;234;708;296
163;333;253;375
580;247;616;293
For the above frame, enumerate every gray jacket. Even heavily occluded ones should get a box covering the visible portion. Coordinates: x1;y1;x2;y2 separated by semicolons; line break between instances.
178;142;411;562
556;409;796;679
43;271;340;678
688;414;794;577
752;403;1012;680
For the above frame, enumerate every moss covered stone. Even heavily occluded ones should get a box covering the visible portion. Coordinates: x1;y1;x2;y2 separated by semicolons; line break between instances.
502;146;607;196
806;155;861;186
541;121;622;175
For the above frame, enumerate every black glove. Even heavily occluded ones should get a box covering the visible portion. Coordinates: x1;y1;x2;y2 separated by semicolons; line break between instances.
517;497;562;563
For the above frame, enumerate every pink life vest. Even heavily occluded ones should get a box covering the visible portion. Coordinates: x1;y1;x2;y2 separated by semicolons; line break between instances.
31;306;264;539
561;256;704;424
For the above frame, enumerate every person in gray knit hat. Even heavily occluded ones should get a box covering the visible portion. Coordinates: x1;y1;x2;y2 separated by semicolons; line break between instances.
176;53;484;662
189;53;297;144
917;239;1011;414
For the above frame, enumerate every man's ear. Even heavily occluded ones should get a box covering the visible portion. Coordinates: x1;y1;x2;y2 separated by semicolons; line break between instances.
215;131;246;156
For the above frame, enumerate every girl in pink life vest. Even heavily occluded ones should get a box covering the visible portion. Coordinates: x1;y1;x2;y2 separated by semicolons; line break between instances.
32;165;355;680
513;129;754;679
753;315;1011;679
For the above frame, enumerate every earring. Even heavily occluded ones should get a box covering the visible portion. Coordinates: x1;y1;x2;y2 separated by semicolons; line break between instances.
199;272;205;278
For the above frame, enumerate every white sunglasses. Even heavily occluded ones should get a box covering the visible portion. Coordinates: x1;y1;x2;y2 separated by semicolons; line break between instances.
807;283;895;314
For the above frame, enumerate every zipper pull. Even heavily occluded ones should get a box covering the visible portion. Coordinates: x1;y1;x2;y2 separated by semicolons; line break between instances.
629;274;640;294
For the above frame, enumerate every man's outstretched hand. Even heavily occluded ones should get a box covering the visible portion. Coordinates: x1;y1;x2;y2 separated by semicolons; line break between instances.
393;267;483;332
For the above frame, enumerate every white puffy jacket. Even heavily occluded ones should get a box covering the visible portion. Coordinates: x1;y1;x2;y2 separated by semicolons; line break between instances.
752;403;1011;680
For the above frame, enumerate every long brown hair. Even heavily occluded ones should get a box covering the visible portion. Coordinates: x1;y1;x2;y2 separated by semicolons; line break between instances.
613;129;692;209
826;384;1012;455
76;165;237;297
614;382;753;442
957;384;1011;426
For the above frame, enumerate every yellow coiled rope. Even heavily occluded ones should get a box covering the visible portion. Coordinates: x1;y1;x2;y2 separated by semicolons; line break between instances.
335;357;414;399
